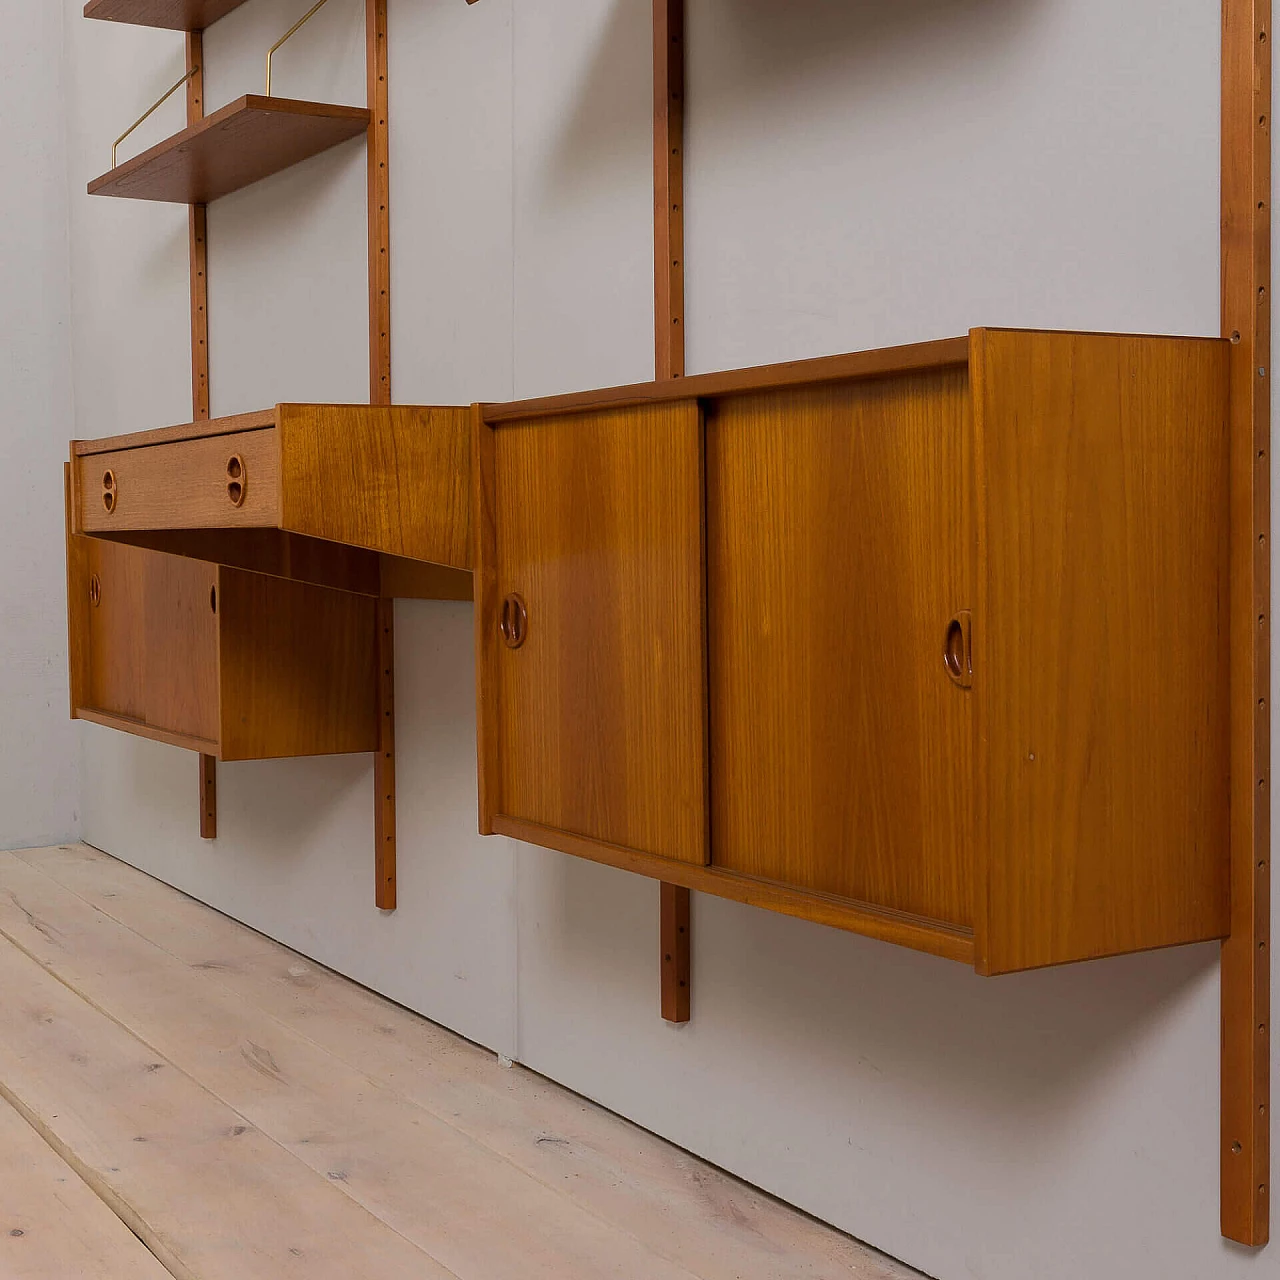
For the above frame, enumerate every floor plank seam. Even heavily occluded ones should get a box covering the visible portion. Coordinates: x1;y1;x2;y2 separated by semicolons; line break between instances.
0;1085;182;1280
0;1079;192;1280
0;905;464;1280
7;849;730;1279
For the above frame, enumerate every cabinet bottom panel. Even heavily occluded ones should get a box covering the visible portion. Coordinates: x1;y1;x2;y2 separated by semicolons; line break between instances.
492;815;975;965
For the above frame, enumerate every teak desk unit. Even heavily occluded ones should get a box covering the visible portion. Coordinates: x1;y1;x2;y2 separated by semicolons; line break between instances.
475;327;1230;976
71;402;472;596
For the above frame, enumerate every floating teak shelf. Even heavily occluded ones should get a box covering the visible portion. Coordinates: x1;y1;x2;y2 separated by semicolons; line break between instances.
83;0;252;29
88;96;370;204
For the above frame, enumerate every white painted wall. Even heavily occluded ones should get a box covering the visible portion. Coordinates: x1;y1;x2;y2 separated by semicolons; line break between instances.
61;1;1277;1277
0;0;79;848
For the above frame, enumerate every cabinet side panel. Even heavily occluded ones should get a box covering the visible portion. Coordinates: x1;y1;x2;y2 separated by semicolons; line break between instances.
64;465;89;717
706;372;975;928
277;404;472;569
491;402;708;866
84;539;149;723
217;572;378;761
977;330;1230;973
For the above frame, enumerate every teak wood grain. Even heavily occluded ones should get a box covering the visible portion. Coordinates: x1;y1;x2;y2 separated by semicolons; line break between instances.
141;551;219;743
216;572;376;762
479;401;709;867
84;0;250;30
79;429;280;533
973;329;1231;974
1221;0;1273;1244
706;371;974;929
277;404;471;568
88;96;370;204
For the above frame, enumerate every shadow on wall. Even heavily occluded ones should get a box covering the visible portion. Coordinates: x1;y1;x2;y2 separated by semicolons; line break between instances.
215;754;370;854
544;851;1216;1140
547;0;1046;189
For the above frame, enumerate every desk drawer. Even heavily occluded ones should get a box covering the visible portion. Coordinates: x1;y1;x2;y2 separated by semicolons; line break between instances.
79;429;279;533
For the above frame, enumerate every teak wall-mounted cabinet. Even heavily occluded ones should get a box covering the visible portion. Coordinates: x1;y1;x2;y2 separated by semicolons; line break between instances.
475;327;1231;975
67;533;377;761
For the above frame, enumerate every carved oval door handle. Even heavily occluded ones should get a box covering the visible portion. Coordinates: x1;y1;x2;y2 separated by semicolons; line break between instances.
944;610;973;689
226;454;246;507
101;469;117;514
500;593;528;649
89;574;102;607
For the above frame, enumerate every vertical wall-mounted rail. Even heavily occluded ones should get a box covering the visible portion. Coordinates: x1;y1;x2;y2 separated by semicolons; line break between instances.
199;752;217;840
375;596;397;908
187;29;217;840
654;0;685;383
654;0;691;1023
661;881;691;1022
1222;0;1272;1247
368;0;396;907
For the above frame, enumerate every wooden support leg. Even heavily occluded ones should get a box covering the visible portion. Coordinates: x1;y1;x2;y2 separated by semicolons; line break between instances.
661;883;690;1023
199;754;217;840
375;598;397;910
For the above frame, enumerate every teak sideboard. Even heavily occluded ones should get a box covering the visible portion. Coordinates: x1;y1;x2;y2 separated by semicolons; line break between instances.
474;327;1231;975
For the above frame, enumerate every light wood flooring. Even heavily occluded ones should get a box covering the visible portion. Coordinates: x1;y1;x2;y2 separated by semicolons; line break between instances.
0;843;922;1280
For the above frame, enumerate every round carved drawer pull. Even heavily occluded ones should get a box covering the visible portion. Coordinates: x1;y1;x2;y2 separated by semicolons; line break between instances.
226;454;246;508
101;470;117;514
89;574;102;607
500;593;528;649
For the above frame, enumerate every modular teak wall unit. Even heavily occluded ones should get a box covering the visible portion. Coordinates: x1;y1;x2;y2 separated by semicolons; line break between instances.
475;327;1230;976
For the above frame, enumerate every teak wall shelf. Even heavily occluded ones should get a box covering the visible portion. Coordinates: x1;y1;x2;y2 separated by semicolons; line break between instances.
475;327;1231;975
88;96;371;204
84;0;251;30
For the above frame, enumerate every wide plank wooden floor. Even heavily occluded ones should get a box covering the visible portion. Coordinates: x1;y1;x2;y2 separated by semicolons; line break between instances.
0;844;923;1280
